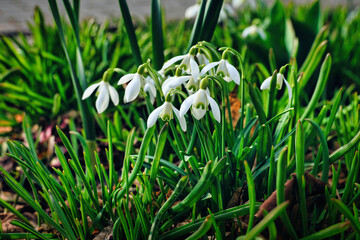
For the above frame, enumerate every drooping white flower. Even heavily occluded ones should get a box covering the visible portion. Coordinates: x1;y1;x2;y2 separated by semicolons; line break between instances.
118;72;157;103
220;3;235;21
260;73;292;102
180;88;220;122
162;75;191;96
201;59;240;85
82;80;119;114
144;76;157;104
185;2;235;22
185;3;200;19
232;0;245;8
196;52;209;65
118;73;142;103
161;66;201;96
242;25;266;40
161;51;199;76
147;101;187;131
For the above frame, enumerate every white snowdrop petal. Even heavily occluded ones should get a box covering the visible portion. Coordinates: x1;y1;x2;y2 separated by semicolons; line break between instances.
147;104;165;128
161;77;175;95
108;84;119;106
191;107;206;120
118;73;135;85
124;74;141;103
190;57;199;77
242;26;256;38
172;105;187;132
276;73;284;89
162;55;187;70
162;76;191;95
96;86;110;113
200;61;220;76
257;28;267;40
180;94;196;117
148;82;157;98
207;95;221;123
226;61;240;85
82;82;101;100
260;76;272;90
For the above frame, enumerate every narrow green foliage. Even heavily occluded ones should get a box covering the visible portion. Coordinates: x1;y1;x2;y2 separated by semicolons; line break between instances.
301;54;331;121
331;199;360;235
244;201;289;240
151;0;164;69
118;0;142;66
114;125;156;202
185;215;213;240
342;151;359;203
295;120;308;235
305;119;330;182
148;124;169;200
244;161;256;234
300;222;350;240
149;176;189;240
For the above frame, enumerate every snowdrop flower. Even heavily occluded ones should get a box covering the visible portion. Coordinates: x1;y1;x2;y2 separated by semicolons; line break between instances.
219;3;235;21
118;64;156;103
144;76;157;104
162;75;191;96
260;73;292;102
196;52;209;65
185;2;234;22
242;25;266;40
185;3;200;19
232;0;245;8
147;96;187;131
161;47;199;75
162;68;200;95
201;58;240;85
180;78;220;122
82;80;119;114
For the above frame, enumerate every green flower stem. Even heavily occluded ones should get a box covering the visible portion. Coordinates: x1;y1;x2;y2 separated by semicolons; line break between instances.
248;82;267;124
186;126;197;155
267;70;278;120
194;120;211;163
223;82;234;145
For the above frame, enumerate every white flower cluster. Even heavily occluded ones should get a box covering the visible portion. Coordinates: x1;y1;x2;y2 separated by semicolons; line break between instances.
82;46;240;131
82;44;292;132
146;47;240;131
